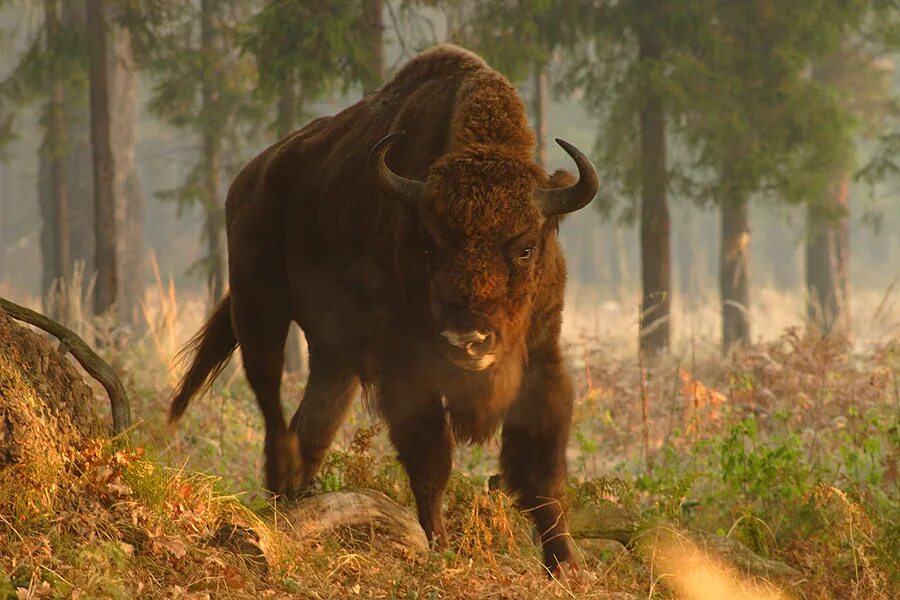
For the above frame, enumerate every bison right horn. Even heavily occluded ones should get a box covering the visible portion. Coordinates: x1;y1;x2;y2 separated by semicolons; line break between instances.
370;131;426;204
535;139;599;217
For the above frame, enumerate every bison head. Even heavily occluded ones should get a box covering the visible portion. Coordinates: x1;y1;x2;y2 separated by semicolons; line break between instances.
370;132;598;372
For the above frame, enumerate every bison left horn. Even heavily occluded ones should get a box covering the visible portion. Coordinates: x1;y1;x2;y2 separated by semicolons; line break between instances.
536;139;599;217
369;131;426;204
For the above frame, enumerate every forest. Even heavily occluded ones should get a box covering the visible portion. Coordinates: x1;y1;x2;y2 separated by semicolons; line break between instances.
0;1;899;599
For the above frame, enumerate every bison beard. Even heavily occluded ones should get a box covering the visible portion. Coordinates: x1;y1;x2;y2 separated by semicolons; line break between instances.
168;44;598;572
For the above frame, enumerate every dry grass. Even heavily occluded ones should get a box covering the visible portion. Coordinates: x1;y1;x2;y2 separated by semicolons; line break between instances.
1;272;898;598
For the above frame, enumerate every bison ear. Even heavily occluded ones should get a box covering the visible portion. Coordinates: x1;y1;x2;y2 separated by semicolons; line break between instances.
369;132;426;205
547;168;577;190
535;139;599;217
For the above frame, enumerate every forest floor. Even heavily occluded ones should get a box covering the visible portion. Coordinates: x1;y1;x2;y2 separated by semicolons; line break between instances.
1;285;899;599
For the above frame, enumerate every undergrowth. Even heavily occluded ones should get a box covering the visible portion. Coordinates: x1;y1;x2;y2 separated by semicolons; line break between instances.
2;285;898;598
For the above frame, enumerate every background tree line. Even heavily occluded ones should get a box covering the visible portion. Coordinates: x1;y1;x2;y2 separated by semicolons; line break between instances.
0;0;898;357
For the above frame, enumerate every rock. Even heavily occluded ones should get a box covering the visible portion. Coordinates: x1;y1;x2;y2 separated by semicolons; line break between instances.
209;523;267;572
567;501;640;545
576;538;627;563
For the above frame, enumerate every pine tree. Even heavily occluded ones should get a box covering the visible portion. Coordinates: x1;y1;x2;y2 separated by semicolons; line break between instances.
806;32;898;334
3;1;145;325
676;1;891;350
86;0;118;319
139;0;264;306
556;0;676;355
1;0;85;315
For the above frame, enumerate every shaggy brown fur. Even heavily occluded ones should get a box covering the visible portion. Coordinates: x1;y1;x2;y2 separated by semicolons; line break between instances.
169;44;597;571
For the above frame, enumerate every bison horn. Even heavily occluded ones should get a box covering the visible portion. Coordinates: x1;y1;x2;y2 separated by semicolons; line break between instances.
536;139;599;217
369;131;426;204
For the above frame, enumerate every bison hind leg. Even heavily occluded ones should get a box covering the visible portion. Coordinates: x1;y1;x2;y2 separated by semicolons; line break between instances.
231;285;299;496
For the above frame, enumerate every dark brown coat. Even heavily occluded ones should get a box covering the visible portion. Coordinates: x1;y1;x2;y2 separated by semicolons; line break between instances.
169;44;598;571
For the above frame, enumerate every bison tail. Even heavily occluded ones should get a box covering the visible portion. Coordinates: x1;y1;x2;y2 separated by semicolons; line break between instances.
168;295;238;424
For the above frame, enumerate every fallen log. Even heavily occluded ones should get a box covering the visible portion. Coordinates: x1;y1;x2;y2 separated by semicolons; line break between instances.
0;297;131;434
220;487;799;584
278;489;429;552
567;502;801;581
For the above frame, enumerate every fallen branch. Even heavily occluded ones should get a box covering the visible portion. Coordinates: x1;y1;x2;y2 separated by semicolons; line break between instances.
568;502;801;581
0;297;131;434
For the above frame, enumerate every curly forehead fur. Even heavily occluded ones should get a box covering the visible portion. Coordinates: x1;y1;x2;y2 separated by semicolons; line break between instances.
447;69;536;161
424;148;544;235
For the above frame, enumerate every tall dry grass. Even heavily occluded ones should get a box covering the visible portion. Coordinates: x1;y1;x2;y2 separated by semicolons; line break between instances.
2;264;898;598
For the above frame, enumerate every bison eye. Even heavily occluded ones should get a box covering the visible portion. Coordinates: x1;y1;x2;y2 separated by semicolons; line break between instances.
518;247;534;262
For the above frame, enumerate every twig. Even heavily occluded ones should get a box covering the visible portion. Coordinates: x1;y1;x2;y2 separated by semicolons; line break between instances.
0;296;131;434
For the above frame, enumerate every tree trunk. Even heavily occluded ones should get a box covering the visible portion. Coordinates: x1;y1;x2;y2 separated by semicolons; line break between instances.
39;152;54;307
201;0;226;306
532;62;548;169
202;138;226;305
806;175;850;334
86;0;118;319
609;226;627;295
277;76;296;138
0;164;5;283
682;208;704;309
109;21;145;329
278;78;304;374
637;7;671;356
39;0;70;319
57;1;93;303
362;0;384;95
720;198;751;352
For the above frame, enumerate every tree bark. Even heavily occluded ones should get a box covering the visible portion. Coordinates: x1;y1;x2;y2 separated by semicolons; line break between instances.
39;151;55;307
806;175;850;334
637;4;671;356
277;76;296;138
44;0;70;302
201;0;226;306
532;62;548;169
0;164;5;283
46;1;93;304
86;0;118;319
109;21;145;329
362;0;384;95
203;139;226;305
720;197;751;352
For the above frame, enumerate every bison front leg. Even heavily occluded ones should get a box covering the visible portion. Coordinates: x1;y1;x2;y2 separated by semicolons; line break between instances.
500;349;575;572
288;348;359;492
382;391;453;548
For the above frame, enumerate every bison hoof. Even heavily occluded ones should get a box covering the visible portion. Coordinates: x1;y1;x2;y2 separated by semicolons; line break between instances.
549;560;581;583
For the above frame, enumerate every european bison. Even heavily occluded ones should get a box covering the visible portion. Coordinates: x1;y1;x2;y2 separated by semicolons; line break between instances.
169;44;598;571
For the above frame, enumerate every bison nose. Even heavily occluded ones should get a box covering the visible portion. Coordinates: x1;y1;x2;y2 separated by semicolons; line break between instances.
439;328;497;358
